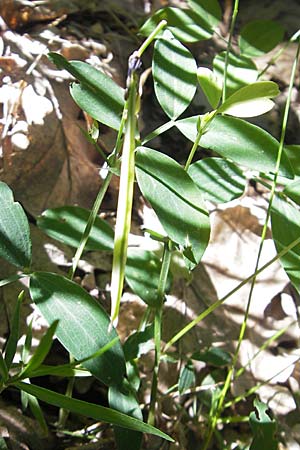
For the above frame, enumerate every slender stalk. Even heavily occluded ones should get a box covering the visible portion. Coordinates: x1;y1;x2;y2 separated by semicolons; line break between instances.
203;36;300;449
184;123;203;171
148;242;172;426
110;20;167;327
222;0;239;103
69;171;113;280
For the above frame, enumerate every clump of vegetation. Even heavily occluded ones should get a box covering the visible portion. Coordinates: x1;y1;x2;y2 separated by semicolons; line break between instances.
1;0;300;448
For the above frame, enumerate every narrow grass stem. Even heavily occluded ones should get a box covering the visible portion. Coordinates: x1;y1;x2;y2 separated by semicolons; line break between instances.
148;242;172;426
204;36;300;449
69;171;113;280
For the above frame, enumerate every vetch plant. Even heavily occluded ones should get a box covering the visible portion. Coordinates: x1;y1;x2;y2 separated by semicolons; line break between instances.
1;0;300;448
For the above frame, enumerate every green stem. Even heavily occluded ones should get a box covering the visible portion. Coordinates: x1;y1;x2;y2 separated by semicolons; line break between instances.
137;20;167;58
222;0;239;103
204;35;300;449
184;122;203;171
69;171;113;280
110;20;167;327
148;242;172;426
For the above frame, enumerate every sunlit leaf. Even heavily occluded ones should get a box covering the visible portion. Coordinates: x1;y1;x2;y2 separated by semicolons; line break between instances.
126;249;172;307
213;52;258;96
197;67;222;109
239;20;285;57
37;206;114;251
153;31;197;120
29;272;126;386
48;53;124;130
188;158;246;203
0;181;31;269
135;147;210;266
15;382;173;441
175;115;294;178
249;398;278;450
271;195;300;293
140;7;214;43
217;81;279;117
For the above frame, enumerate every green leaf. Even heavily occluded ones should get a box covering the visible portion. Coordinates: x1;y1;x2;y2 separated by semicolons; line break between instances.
48;53;124;130
217;81;279;117
126;249;171;307
178;359;195;394
15;382;173;441
197;67;222;109
0;181;31;269
0;351;8;382
153;31;197;120
29;272;126;386
123;324;154;361
109;379;143;450
4;291;24;370
27;389;48;436
284;179;300;204
188;157;246;203
239;20;285;57
191;347;231;367
37;206;114;251
19;321;58;379
213;52;258;96
249;398;278;450
271;195;300;293
175;115;294;178
187;0;222;30
285;145;300;176
135;147;210;265
139;7;214;43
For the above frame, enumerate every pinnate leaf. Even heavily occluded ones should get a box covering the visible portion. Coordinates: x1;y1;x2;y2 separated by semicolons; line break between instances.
188;158;245;203
153;31;197;120
37;206;114;251
217;81;279;117
135;147;210;266
176;115;294;178
239;20;285;57
197;67;222;109
48;53;124;130
140;7;214;43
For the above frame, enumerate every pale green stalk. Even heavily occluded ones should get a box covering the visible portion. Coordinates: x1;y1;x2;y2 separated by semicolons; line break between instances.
203;36;300;449
110;20;167;327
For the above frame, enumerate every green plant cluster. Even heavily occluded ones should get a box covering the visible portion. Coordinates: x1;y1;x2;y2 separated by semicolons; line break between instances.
1;0;300;449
